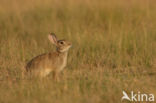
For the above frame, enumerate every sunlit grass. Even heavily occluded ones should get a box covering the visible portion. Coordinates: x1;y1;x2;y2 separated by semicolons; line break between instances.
0;0;156;103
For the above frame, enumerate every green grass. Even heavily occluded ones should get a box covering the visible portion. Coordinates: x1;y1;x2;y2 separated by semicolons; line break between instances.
0;0;156;103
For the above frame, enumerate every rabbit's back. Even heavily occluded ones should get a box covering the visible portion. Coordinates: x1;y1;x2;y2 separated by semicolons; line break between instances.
26;52;59;76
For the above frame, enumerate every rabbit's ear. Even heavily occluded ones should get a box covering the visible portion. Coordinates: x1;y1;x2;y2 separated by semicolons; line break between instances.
48;33;58;45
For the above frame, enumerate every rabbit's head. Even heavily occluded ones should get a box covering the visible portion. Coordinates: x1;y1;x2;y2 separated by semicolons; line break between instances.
48;33;72;52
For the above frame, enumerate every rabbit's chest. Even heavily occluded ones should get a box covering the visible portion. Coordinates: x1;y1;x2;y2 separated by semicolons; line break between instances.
58;55;67;71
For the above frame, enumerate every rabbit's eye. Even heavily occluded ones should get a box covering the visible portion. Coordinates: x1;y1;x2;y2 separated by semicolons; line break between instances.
60;41;64;44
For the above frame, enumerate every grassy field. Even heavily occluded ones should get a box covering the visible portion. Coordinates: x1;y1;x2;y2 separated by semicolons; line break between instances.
0;0;156;103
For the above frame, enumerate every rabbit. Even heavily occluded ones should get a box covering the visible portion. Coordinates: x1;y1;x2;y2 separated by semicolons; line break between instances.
26;33;72;79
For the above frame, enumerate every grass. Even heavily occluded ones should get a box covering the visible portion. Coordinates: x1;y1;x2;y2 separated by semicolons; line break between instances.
0;0;156;103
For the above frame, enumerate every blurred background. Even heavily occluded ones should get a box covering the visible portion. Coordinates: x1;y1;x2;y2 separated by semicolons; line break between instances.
0;0;156;103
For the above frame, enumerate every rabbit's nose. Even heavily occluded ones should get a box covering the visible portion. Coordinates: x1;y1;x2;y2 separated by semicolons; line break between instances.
68;42;72;46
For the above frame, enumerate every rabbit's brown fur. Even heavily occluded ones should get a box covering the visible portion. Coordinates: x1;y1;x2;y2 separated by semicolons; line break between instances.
26;33;72;78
